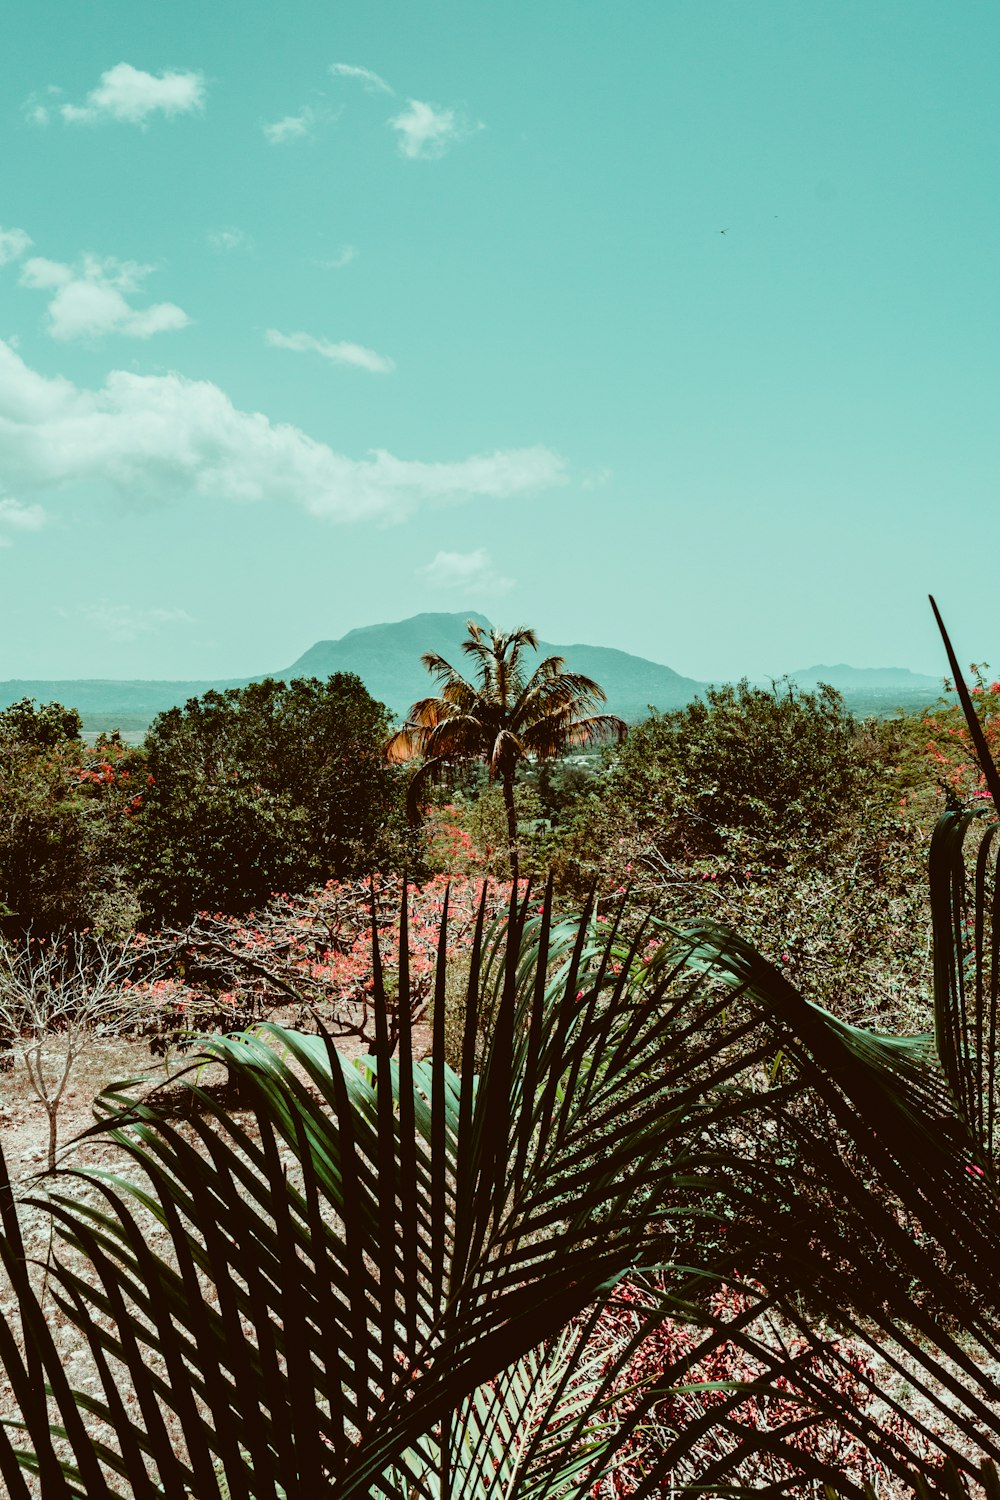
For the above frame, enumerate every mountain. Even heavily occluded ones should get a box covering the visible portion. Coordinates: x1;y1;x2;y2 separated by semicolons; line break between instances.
0;617;952;736
783;663;944;716
279;613;705;721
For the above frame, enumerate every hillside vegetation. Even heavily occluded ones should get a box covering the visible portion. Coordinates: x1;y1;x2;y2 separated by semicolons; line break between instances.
1;625;999;1495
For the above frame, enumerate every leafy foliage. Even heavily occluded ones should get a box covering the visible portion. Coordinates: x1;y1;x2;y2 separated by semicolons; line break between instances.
552;680;933;1030
6;603;1000;1495
142;873;511;1057
127;674;413;923
0;703;144;934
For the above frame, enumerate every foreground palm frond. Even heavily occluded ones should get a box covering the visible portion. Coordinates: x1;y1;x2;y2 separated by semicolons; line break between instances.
0;869;999;1498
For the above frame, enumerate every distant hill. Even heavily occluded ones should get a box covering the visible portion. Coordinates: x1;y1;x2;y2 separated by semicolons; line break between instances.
279;613;706;721
788;664;942;692
0;677;246;733
0;616;953;735
783;664;944;718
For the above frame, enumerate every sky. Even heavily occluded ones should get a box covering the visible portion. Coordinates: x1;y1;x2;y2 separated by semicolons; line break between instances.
0;1;997;685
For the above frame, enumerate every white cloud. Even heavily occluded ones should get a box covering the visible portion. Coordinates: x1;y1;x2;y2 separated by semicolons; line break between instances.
313;245;357;270
389;100;481;160
23;86;61;127
417;548;514;597
60;63;205;125
207;227;253;253
81;601;194;642
265;328;395;375
330;63;394;95
0;340;567;524
0;227;32;267
262;107;317;144
0;496;46;547
19;253;190;341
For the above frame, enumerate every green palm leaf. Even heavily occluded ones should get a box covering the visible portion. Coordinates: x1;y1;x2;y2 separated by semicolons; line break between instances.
0;867;998;1494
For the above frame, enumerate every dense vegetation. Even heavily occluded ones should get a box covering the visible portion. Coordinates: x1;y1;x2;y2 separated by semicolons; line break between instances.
4;619;1000;1494
0;673;415;934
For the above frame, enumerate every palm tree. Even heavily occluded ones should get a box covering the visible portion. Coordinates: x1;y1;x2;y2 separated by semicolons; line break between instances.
384;621;627;884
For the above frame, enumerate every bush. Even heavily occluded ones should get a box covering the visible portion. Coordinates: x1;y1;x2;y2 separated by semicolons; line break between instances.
551;681;934;1030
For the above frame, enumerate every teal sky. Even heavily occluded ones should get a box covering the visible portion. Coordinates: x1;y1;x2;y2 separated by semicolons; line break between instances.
1;1;997;684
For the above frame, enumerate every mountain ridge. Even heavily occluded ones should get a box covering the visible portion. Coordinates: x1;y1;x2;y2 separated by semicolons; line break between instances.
0;613;946;731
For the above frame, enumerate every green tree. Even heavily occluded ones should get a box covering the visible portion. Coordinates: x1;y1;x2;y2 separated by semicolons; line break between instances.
0;699;90;932
128;674;410;923
551;679;933;1030
607;678;867;861
384;621;626;885
0;697;82;750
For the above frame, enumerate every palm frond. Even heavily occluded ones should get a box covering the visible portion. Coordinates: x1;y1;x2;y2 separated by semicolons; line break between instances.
384;724;435;765
521;710;627;757
930;595;1000;812
3;873;1000;1494
418;661;481;714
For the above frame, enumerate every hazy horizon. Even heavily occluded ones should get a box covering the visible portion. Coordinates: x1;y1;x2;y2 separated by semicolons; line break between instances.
2;3;997;685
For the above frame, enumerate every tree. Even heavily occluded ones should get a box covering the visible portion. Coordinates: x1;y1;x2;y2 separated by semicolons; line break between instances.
0;928;156;1170
601;678;869;865
0;699;91;933
384;621;627;885
127;675;411;923
0;697;82;750
552;678;932;1029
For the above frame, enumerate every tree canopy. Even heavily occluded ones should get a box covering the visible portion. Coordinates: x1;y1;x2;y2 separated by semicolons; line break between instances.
129;674;410;922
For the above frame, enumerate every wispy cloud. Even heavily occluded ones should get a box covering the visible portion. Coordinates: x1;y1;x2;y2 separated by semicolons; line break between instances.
330;63;394;96
581;466;613;491
265;328;395;375
389;99;482;160
19;253;190;341
417;548;514;597
313;245;358;271
0;227;32;267
0;340;566;525
207;226;253;254
262;106;318;144
59;63;206;125
0;496;46;546
81;601;195;642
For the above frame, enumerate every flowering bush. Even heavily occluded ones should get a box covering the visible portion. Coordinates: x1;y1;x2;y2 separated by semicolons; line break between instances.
140;872;515;1055
923;663;1000;802
422;802;485;875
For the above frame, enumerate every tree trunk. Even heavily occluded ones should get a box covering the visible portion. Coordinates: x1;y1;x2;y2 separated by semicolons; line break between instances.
501;773;520;889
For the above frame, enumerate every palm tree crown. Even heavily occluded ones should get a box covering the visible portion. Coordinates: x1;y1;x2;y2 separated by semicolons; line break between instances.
384;620;627;882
